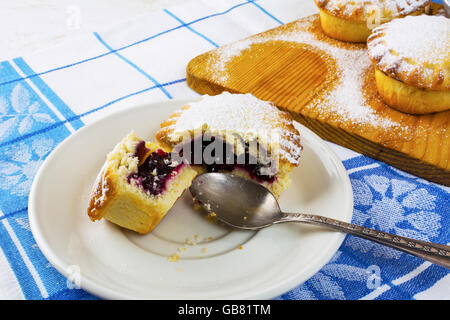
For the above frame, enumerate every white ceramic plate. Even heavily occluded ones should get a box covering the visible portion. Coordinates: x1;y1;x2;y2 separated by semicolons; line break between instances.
29;99;353;300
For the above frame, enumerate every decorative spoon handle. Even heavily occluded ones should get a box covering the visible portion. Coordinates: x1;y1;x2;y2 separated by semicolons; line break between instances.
278;213;450;269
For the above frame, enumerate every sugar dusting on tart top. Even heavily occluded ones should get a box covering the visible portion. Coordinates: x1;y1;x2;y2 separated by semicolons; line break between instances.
315;0;429;22
89;164;110;213
368;15;450;90
168;92;303;165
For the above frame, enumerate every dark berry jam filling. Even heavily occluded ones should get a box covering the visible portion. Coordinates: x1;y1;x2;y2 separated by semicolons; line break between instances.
175;135;276;183
128;146;183;196
128;136;276;196
133;140;149;161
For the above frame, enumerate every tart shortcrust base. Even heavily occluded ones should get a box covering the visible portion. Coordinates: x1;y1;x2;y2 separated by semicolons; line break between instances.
318;8;371;43
318;7;426;43
374;67;450;114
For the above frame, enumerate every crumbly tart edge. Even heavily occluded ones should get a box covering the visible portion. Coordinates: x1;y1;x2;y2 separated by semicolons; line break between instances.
367;17;450;91
87;132;143;221
87;132;199;233
373;67;450;114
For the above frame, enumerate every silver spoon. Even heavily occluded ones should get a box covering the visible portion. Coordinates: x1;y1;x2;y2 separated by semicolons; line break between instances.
189;173;450;269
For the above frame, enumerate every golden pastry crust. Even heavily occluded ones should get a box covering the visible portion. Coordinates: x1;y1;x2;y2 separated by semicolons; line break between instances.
87;132;199;234
156;106;186;151
374;67;450;114
87;165;116;221
156;92;303;166
88;132;142;222
367;15;450;91
315;0;429;42
315;0;429;23
317;8;372;42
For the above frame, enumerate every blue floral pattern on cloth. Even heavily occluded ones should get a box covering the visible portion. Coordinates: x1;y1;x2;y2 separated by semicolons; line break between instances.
279;157;449;300
0;61;89;299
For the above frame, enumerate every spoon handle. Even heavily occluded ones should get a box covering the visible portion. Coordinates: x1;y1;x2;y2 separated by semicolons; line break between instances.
279;213;450;269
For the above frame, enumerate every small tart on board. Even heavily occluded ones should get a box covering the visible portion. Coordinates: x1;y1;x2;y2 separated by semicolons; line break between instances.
314;0;430;42
367;15;450;114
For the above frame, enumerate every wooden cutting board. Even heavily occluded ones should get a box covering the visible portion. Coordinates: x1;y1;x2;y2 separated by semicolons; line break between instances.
186;12;449;186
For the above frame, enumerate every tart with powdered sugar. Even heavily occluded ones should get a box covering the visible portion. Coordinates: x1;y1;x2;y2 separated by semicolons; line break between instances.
88;93;302;233
156;92;303;198
87;132;200;234
314;0;430;42
367;15;449;114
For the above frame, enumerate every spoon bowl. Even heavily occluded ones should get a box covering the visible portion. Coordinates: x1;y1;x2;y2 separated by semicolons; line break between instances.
190;173;450;269
190;172;283;229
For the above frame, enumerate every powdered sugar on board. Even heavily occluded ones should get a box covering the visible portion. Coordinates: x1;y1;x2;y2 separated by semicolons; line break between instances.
169;92;303;165
208;16;402;130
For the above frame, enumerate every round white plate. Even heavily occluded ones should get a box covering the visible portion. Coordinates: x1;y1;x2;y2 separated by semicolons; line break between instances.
29;99;353;300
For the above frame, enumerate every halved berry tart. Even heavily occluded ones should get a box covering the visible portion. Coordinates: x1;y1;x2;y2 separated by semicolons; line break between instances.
88;93;303;234
87;132;200;234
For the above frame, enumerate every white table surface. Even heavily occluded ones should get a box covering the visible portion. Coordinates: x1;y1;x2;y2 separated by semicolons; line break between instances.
0;0;187;60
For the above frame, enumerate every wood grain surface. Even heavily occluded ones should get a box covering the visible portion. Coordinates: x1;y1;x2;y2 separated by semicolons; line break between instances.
186;12;449;186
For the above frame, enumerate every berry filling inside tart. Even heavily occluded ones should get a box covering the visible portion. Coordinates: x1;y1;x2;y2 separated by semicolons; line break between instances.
176;135;276;183
128;143;184;196
129;136;277;196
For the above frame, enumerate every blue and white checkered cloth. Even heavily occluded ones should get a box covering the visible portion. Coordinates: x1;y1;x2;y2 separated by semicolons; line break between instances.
0;0;448;300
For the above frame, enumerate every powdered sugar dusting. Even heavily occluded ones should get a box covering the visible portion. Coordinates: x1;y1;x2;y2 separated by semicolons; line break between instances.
212;40;255;83
90;165;109;211
371;15;448;64
209;16;401;129
169;92;302;164
317;0;429;20
368;15;449;89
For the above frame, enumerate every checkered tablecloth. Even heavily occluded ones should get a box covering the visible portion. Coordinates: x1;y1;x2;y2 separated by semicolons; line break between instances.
0;0;448;300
